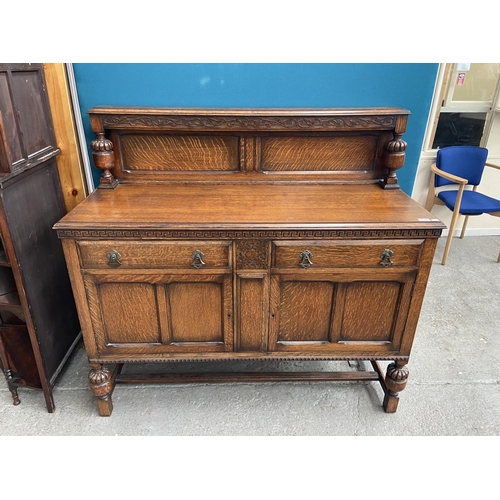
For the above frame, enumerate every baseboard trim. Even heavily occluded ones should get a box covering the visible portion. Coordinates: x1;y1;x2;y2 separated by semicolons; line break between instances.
441;228;500;237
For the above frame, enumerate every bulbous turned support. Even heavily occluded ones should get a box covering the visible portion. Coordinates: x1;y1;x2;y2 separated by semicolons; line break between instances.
385;361;409;392
88;364;114;416
90;133;118;189
380;133;407;190
383;360;409;413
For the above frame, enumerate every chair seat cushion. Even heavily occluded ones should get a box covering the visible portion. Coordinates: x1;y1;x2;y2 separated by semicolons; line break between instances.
438;190;500;215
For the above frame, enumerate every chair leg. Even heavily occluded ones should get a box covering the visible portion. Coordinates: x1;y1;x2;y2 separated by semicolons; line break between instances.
497;249;500;262
442;211;462;265
424;179;436;212
460;215;470;239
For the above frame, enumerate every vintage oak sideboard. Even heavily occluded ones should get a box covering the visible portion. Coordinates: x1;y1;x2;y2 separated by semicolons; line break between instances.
54;107;444;416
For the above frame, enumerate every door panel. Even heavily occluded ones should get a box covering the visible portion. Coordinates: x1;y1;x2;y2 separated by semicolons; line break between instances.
338;281;401;342
10;70;54;156
269;270;416;353
276;280;335;343
83;272;233;354
99;282;161;344
235;271;269;352
167;282;224;343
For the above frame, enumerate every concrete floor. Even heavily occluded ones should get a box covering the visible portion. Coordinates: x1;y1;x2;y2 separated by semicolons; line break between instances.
1;235;499;436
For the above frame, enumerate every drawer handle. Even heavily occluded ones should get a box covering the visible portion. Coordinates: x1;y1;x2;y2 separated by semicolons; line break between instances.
380;249;394;267
191;249;206;269
107;250;122;268
299;250;313;268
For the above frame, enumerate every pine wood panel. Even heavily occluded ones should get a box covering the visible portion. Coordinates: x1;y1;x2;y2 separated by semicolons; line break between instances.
43;63;87;212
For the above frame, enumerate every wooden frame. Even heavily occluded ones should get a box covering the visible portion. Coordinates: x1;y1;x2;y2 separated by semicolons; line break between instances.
43;63;88;211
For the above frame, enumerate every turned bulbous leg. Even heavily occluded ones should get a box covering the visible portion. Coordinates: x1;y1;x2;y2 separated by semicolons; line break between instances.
88;364;114;416
383;361;409;413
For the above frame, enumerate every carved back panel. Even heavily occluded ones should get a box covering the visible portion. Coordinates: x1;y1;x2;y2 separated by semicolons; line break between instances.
88;107;410;189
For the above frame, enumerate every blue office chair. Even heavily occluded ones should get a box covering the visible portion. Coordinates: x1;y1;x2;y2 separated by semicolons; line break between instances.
425;146;500;265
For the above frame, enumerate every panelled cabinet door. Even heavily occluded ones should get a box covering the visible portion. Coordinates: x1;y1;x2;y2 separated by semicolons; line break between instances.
268;269;417;355
82;272;233;356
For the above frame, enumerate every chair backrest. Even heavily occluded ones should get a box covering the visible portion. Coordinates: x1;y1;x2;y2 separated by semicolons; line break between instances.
435;146;488;187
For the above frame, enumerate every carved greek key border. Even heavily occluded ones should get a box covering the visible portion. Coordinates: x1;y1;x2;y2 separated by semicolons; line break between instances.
102;115;397;131
57;228;443;239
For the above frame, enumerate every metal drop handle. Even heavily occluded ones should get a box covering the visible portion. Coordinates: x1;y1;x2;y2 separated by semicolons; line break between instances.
191;249;206;269
380;249;394;267
299;250;313;268
107;250;122;268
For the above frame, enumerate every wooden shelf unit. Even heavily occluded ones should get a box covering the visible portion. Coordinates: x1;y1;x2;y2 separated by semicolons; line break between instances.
0;63;81;412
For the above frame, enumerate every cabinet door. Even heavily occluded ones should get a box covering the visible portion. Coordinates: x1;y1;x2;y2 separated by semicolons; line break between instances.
269;269;416;355
83;272;233;356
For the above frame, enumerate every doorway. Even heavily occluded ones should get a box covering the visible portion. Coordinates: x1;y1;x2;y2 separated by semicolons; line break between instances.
412;63;500;236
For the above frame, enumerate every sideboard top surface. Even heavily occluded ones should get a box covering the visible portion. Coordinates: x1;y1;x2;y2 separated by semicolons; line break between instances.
55;183;444;232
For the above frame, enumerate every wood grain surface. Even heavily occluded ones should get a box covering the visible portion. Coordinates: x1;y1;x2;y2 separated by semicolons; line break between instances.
55;183;443;230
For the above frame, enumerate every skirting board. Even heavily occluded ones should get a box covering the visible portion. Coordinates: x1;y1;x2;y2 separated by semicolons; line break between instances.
441;228;500;237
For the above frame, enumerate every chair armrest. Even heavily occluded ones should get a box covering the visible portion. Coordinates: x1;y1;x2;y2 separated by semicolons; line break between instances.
485;162;500;171
431;163;468;184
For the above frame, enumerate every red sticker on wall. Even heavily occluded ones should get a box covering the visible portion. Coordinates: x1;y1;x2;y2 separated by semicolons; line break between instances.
457;72;466;85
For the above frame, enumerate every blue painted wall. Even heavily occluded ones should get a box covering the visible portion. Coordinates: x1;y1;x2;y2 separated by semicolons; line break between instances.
73;63;439;194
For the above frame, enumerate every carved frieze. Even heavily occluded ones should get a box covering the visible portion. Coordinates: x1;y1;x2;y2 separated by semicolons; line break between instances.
102;114;396;131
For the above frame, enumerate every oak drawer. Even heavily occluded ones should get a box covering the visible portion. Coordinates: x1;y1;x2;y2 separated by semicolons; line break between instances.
272;240;424;268
77;240;231;269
